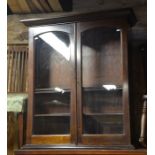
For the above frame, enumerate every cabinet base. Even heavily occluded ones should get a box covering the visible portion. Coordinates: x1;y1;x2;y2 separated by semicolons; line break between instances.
20;144;135;150
15;148;146;155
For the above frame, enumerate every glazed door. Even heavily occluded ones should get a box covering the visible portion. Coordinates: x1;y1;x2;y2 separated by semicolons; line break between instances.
27;24;77;145
77;21;131;146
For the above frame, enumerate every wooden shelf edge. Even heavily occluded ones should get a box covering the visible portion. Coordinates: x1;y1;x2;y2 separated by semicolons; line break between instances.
15;149;147;155
83;113;124;116
34;113;71;117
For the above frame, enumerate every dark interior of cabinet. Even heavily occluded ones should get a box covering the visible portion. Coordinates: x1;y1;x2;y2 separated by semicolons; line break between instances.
33;91;71;135
81;27;124;135
83;87;123;134
82;27;122;87
83;87;123;113
33;116;70;135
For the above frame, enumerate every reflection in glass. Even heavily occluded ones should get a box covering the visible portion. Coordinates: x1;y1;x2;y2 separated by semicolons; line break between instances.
34;91;70;114
35;31;71;89
38;32;70;60
102;84;117;91
54;87;65;93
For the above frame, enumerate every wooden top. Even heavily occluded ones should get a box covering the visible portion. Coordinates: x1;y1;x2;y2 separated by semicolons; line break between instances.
20;8;137;27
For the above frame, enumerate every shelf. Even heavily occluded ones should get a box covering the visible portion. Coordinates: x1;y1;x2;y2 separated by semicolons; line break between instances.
34;113;71;117
83;113;124;116
34;88;70;94
83;86;122;92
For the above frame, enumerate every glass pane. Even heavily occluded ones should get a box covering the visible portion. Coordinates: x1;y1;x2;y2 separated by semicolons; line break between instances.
81;27;123;134
33;116;70;135
83;86;122;114
34;91;70;115
33;31;72;135
35;31;71;89
82;27;122;86
83;114;123;134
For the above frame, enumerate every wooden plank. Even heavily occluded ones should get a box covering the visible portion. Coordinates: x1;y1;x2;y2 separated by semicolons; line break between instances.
34;113;71;117
22;51;26;92
10;48;16;92
10;49;14;91
121;27;131;144
7;112;16;155
7;0;22;13
16;49;21;92
7;45;28;93
26;50;28;92
9;48;13;92
25;48;28;92
15;49;18;92
20;48;25;92
26;0;40;13
15;48;18;92
24;51;28;92
32;0;45;12
21;9;137;27
7;48;11;92
47;0;63;12
70;24;78;144
17;0;31;13
18;112;24;148
14;48;18;92
25;31;34;144
39;0;52;12
18;48;22;92
31;135;71;144
76;22;83;144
